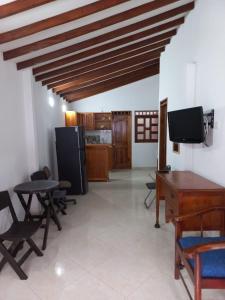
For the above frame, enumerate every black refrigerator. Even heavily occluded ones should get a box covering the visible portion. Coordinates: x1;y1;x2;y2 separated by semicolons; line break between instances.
55;126;88;195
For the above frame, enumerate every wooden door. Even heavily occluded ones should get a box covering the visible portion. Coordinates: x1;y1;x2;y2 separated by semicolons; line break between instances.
159;99;168;170
112;111;131;169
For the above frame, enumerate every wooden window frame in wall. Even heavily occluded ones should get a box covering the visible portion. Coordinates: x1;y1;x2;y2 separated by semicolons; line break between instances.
135;110;158;143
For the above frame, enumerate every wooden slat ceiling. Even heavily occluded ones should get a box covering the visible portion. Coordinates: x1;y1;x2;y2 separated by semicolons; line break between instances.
0;0;195;102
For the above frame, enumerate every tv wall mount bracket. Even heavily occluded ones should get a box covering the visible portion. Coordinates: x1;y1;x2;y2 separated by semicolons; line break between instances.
203;109;214;147
203;109;214;129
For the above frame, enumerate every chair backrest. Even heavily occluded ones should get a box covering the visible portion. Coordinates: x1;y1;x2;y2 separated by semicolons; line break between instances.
0;191;18;222
31;170;47;181
43;166;51;179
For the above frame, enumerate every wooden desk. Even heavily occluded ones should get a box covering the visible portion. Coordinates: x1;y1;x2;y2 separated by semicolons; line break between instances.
155;171;225;230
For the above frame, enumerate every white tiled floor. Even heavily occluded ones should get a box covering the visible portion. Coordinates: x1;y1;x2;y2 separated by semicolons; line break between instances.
0;169;225;299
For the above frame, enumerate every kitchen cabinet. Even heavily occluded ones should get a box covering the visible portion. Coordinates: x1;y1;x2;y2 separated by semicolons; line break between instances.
65;111;76;127
75;112;95;130
65;111;84;127
73;112;112;130
86;144;110;181
95;113;112;130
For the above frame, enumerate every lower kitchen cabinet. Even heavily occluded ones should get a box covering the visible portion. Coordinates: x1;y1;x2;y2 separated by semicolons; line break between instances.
86;144;111;181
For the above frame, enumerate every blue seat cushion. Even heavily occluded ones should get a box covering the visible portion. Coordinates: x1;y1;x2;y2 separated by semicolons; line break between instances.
179;236;225;278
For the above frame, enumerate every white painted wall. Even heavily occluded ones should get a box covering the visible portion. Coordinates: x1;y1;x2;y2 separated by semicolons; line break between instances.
159;0;225;185
69;76;159;168
32;79;68;178
0;58;29;231
0;56;67;231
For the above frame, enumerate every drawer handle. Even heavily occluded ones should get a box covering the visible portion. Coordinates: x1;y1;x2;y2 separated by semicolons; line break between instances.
170;193;175;198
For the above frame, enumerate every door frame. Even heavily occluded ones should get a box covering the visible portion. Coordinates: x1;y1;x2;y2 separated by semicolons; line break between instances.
159;99;168;170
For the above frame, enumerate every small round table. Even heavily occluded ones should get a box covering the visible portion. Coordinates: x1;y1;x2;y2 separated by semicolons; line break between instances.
14;180;61;250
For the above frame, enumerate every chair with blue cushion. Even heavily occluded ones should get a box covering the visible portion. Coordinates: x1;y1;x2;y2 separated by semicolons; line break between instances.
174;207;225;300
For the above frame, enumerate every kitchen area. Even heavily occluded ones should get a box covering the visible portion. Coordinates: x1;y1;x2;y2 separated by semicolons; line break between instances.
65;111;130;182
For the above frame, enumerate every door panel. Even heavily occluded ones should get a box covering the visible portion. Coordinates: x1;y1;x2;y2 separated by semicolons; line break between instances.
112;112;131;169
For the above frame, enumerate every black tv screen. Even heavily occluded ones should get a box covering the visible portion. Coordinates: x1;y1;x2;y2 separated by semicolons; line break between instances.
168;106;204;143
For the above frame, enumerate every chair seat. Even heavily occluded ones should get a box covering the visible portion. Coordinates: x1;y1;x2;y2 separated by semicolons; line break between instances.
0;221;41;241
146;182;156;190
59;181;71;189
179;236;225;278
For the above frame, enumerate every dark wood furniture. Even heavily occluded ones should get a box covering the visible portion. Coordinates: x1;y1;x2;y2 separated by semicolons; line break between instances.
155;171;225;229
81;113;95;130
95;113;112;130
65;111;76;127
175;207;225;300
14;180;61;250
159;99;168;170
86;144;111;181
112;111;132;169
0;191;43;280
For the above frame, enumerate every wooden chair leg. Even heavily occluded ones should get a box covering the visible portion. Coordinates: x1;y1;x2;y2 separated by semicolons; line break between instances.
26;238;43;257
175;244;181;279
194;254;202;300
0;241;19;271
0;242;28;280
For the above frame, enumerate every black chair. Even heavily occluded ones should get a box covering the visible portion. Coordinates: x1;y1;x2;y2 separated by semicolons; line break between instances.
144;182;156;209
43;166;76;206
0;191;43;280
31;170;67;215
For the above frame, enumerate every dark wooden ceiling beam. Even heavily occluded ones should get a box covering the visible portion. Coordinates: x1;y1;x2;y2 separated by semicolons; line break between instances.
0;0;55;19
33;29;176;75
41;42;168;86
51;49;163;92
65;64;159;102
54;56;160;93
0;0;130;44
37;38;170;83
17;1;194;70
60;60;159;97
4;0;180;59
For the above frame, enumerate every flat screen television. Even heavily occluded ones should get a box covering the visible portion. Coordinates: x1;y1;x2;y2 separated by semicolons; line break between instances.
168;106;205;143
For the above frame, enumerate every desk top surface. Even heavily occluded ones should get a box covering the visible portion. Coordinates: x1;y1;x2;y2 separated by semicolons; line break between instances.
157;171;225;191
14;180;59;193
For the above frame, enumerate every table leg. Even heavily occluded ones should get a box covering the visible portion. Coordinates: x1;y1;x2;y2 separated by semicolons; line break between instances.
155;178;160;228
48;192;62;231
42;205;50;251
17;193;33;220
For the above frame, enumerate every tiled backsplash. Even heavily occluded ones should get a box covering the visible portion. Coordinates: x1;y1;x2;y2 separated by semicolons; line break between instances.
85;130;112;144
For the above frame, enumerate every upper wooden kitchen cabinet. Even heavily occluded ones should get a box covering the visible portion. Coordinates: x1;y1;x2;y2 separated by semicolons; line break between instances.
83;113;95;130
65;111;84;127
65;111;76;127
95;113;112;130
